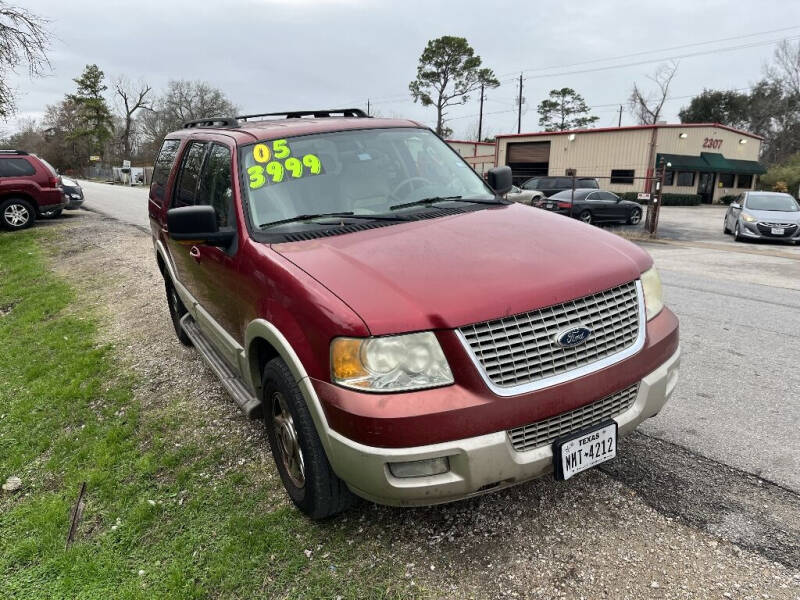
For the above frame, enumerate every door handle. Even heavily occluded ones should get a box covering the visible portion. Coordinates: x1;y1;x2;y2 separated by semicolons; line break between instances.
189;246;201;261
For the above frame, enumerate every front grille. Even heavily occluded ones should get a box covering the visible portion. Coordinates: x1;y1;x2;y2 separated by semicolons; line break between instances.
508;383;639;452
459;281;641;388
757;222;798;238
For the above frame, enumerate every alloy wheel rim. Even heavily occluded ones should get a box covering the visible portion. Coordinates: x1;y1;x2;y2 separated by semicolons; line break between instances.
581;213;591;223
3;204;29;227
272;391;305;488
631;211;641;224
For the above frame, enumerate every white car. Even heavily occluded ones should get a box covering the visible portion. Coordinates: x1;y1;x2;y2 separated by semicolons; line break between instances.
506;185;543;206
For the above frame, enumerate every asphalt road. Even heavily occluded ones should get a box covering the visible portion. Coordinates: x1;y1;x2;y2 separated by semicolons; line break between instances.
79;181;800;493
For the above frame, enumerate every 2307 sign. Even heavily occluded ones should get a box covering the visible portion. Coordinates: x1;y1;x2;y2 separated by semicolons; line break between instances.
702;138;723;149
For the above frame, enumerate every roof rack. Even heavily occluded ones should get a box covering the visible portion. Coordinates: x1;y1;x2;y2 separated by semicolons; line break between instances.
183;117;240;129
236;108;370;122
0;149;29;155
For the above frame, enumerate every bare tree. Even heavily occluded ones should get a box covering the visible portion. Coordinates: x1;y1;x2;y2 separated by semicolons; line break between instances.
628;61;679;125
114;76;152;157
0;2;51;118
767;39;800;96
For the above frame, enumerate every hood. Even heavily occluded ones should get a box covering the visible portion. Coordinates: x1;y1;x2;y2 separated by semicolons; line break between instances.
744;208;800;223
273;204;652;335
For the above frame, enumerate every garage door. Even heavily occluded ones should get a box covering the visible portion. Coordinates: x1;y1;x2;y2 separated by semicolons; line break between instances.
507;141;551;163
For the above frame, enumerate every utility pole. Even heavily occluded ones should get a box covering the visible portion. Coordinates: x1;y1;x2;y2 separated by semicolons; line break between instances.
367;99;370;116
618;105;623;127
648;157;667;237
517;73;523;134
477;83;485;142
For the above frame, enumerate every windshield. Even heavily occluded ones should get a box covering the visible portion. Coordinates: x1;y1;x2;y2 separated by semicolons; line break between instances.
745;193;799;212
240;127;495;228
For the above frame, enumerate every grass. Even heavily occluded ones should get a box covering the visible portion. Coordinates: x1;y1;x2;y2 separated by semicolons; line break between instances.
0;228;422;599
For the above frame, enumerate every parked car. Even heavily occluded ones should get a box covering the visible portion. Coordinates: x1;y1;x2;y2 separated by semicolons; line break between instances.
150;109;679;519
723;191;800;244
506;184;543;206
40;176;84;218
0;150;66;230
521;175;599;197
534;189;643;225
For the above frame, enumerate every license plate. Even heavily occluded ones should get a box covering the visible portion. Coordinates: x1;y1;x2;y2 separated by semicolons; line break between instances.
771;227;784;235
554;421;617;480
546;202;555;209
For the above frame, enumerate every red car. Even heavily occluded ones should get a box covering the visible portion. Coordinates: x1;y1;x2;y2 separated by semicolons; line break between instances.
0;150;66;230
149;109;680;518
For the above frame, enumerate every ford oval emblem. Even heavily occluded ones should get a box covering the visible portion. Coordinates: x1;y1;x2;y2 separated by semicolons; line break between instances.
555;326;593;348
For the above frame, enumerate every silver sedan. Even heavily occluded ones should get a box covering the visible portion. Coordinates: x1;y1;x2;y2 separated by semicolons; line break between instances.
724;191;800;244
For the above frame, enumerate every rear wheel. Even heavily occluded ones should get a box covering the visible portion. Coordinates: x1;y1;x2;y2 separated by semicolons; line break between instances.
627;208;642;225
165;278;192;346
262;357;354;519
578;210;592;224
1;198;35;231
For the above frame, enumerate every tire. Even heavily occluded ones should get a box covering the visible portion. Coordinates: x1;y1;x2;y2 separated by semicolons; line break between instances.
165;278;192;346
40;208;63;219
627;208;642;225
1;198;36;231
578;210;592;224
262;357;354;519
733;221;743;242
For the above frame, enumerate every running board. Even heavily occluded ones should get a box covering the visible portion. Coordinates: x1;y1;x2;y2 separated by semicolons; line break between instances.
180;315;262;418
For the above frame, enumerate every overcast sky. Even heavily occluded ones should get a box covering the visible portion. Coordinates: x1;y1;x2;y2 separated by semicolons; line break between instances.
5;0;800;139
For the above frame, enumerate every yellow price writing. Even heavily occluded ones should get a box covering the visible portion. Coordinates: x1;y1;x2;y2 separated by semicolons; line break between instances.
273;139;290;159
247;146;323;190
253;143;271;163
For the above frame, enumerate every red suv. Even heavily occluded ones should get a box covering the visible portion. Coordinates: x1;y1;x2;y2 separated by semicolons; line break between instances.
149;109;680;518
0;150;66;230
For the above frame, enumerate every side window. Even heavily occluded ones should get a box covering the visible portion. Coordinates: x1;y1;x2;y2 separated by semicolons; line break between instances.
585;192;599;201
150;139;181;206
172;142;207;207
522;178;539;190
195;144;234;229
0;158;36;177
597;192;617;201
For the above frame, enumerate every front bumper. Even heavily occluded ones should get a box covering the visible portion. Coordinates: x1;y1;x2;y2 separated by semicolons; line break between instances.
324;346;680;506
63;188;84;209
739;220;800;241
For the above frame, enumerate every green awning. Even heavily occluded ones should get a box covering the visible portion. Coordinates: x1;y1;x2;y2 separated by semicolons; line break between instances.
657;153;708;171
656;152;766;175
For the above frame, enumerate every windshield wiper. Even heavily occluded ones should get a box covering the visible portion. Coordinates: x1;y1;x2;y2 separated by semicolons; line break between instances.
390;196;506;211
260;212;409;229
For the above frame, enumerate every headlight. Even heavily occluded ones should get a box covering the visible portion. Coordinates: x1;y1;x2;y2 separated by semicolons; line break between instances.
741;213;757;223
331;332;454;392
640;267;663;321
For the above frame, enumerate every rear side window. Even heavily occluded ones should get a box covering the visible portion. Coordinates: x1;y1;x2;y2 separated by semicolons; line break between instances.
0;158;36;177
578;178;598;188
522;178;539;190
150;140;181;205
173;142;207;207
195;144;234;228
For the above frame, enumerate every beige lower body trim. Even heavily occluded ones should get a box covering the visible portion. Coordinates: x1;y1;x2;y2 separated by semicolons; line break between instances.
323;347;681;507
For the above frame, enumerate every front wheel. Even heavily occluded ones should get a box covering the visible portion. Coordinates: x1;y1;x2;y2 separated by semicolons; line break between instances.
578;210;592;224
733;221;743;242
262;358;354;519
627;208;642;225
165;278;192;346
1;198;36;231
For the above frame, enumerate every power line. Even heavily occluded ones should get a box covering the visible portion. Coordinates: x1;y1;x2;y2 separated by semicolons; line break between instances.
494;24;800;79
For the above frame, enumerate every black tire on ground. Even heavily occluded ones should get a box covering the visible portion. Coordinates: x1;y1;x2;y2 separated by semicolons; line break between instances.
627;208;642;225
578;210;592;224
39;208;63;219
1;198;36;231
262;357;354;519
165;278;192;346
733;221;743;242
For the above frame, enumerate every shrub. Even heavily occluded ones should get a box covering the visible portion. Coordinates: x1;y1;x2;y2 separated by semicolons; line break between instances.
720;195;738;205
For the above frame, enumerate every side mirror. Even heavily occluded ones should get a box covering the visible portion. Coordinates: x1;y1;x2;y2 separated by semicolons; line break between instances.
487;166;513;196
167;205;235;247
730;202;740;209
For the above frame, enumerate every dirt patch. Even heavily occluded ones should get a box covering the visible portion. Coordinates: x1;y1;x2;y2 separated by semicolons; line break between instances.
39;211;800;599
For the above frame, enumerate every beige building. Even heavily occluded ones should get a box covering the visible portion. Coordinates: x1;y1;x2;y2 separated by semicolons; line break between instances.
495;124;765;203
446;139;496;176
